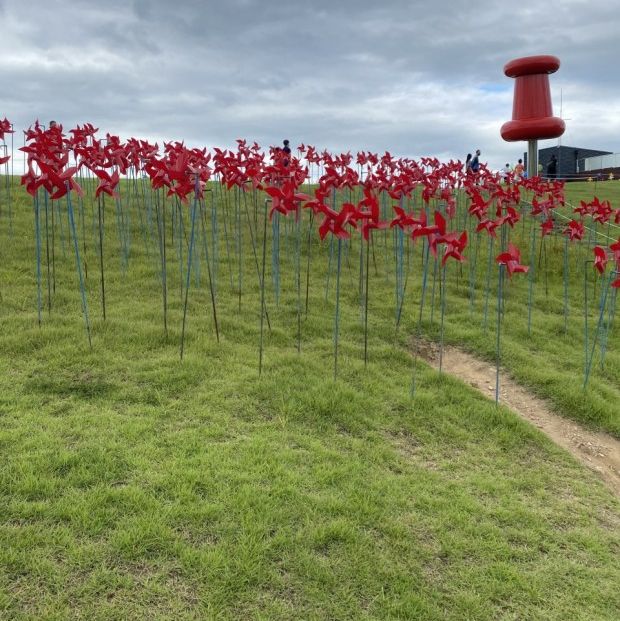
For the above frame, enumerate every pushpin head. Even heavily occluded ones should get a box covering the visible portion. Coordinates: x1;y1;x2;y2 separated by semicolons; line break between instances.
501;55;565;142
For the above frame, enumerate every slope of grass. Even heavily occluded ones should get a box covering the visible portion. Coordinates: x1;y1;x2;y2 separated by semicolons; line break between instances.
0;179;618;619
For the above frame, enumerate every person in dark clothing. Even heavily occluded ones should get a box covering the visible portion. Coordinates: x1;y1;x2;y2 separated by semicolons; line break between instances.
546;154;557;178
465;153;472;173
282;139;291;167
470;149;481;173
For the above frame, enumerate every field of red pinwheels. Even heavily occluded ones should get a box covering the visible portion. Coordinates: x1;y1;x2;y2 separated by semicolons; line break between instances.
0;120;619;619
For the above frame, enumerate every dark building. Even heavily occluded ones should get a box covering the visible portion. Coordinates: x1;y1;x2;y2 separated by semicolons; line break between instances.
523;145;612;178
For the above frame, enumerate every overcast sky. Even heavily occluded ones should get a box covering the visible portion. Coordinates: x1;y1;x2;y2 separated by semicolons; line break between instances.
1;0;618;170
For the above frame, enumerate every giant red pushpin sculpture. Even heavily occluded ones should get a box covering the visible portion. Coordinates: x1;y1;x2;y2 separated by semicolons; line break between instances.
501;55;565;178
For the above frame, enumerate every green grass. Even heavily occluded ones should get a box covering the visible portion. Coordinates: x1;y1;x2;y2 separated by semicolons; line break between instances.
0;179;619;619
434;181;620;436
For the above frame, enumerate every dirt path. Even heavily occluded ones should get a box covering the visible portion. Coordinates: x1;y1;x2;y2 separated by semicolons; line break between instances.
417;340;620;497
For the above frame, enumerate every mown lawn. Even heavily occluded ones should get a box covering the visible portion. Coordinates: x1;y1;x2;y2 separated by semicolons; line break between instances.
0;179;618;619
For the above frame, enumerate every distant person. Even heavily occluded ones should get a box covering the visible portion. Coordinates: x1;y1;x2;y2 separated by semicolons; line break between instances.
513;158;524;179
547;154;557;178
503;163;511;181
49;120;57;129
465;153;472;174
538;162;543;176
470;149;481;174
282;139;291;167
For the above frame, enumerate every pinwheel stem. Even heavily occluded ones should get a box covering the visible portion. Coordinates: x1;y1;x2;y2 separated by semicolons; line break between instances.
236;187;243;311
410;237;432;396
439;264;447;373
584;271;613;388
468;232;480;314
395;226;405;324
305;211;314;316
199;195;220;343
419;240;431;324
2;145;12;235
78;194;88;280
295;204;302;353
359;232;364;320
382;192;390;280
34;192;42;327
135;173;151;262
599;272;618;370
220;183;235;291
395;259;410;331
8;130;14;235
193;215;201;288
58;199;67;259
483;237;495;334
259;199;269;376
66;189;92;348
527;227;537;336
495;264;505;405
43;190;51;314
97;196;106;321
120;184;132;265
242;190;271;331
272;211;280;306
51;199;56;294
325;235;334;301
371;230;378;276
177;200;184;305
210;189;219;297
430;253;439;325
334;237;343;380
583;260;594;380
563;236;569;334
155;191;168;337
542;236;549;297
180;183;199;360
364;235;370;366
114;195;126;273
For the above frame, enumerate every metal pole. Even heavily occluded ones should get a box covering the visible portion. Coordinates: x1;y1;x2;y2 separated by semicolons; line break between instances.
527;139;538;178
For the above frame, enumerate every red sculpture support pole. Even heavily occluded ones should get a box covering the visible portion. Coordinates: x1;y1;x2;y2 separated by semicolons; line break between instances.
501;55;565;179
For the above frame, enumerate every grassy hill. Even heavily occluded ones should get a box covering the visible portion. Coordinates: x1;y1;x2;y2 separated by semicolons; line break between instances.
0;179;618;619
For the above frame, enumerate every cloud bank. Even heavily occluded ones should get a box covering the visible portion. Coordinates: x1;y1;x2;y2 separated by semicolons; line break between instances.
0;0;618;169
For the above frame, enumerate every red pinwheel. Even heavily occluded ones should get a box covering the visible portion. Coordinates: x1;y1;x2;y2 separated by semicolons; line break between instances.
564;219;584;241
609;238;620;287
353;187;388;240
530;196;556;218
442;230;467;266
541;217;554;237
498;205;520;228
391;205;425;231
264;180;309;218
496;243;529;277
593;246;608;275
0;117;13;141
94;168;120;199
318;203;357;240
573;200;590;217
476;218;499;238
411;210;442;248
467;189;491;220
592;199;612;225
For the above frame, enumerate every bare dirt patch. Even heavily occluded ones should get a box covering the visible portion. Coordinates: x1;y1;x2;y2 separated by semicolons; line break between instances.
417;340;620;497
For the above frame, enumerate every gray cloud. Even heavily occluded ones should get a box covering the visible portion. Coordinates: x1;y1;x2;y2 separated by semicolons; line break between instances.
1;0;618;170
